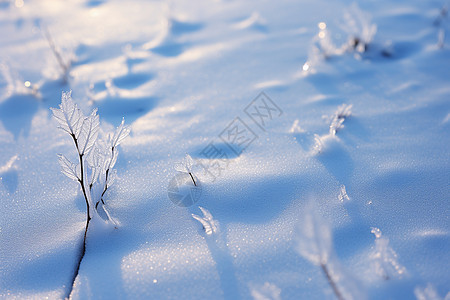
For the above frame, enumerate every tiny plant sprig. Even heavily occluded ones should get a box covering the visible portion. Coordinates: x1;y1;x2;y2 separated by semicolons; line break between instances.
295;201;366;300
175;154;197;186
329;104;352;136
42;26;72;83
370;227;406;280
312;104;352;154
51;91;129;298
295;206;344;300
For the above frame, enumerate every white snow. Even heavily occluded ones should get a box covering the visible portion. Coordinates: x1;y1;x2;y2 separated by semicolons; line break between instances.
0;0;449;299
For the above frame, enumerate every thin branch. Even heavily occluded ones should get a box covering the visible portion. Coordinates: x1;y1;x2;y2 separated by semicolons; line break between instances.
65;213;90;300
189;172;197;186
98;146;114;208
65;133;91;299
42;26;70;82
321;263;344;300
100;168;109;205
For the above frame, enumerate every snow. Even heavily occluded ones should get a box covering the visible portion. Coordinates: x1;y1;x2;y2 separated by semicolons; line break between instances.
1;0;449;299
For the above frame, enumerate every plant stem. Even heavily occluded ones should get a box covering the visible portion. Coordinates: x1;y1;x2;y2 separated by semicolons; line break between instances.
100;168;109;204
65;134;91;299
65;212;90;299
321;263;344;300
189;172;197;186
97;146;114;210
42;26;69;82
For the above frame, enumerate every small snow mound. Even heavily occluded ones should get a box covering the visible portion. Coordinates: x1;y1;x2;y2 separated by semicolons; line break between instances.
312;133;339;155
88;213;116;238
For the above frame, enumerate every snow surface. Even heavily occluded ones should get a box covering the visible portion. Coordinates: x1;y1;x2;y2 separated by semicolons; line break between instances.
0;0;449;299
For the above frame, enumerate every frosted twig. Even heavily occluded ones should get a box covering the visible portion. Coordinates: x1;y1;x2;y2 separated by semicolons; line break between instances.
370;227;406;280
338;185;350;202
52;91;129;298
295;204;344;300
330;104;352;136
295;202;367;300
42;26;71;82
342;3;377;54
313;134;324;154
175;154;197;186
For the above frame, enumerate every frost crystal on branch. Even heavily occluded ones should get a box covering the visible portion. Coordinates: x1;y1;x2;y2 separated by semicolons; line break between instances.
175;154;197;186
77;109;99;156
313;134;324;154
51;91;84;138
338;185;350;202
57;154;80;181
295;203;367;300
343;3;377;54
110;118;130;148
295;205;332;266
370;227;406;280
330;104;352;136
302;4;377;73
175;153;195;174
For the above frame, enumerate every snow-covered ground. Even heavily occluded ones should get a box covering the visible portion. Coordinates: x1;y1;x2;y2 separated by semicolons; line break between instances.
1;0;449;299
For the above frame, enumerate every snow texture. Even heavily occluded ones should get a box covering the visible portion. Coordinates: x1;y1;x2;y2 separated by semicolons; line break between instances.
0;0;449;299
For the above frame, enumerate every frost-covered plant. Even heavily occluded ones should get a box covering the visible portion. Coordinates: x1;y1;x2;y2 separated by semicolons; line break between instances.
434;3;449;49
51;91;129;297
342;3;377;54
295;203;366;300
370;227;406;280
438;28;446;49
192;206;219;235
313;134;324;154
52;91;129;224
312;104;352;154
338;185;350;202
42;26;72;82
175;154;197;186
192;206;240;298
295;204;343;299
303;4;377;73
302;23;344;73
330;104;352;136
289;119;305;133
314;25;342;59
0;62;41;98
